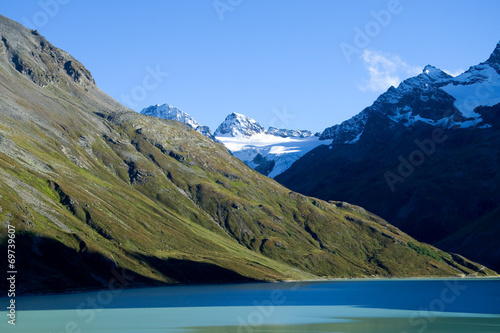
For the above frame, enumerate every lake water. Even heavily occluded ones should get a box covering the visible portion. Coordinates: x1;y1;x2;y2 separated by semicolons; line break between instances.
1;278;499;332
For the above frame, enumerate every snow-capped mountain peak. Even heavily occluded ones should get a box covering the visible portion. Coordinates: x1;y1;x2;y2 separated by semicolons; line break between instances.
397;65;452;92
422;64;453;81
140;103;218;141
140;104;201;129
214;112;266;137
214;112;325;177
321;41;500;143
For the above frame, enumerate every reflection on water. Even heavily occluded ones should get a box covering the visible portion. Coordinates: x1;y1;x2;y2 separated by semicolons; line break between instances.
1;279;499;332
4;305;500;333
193;317;500;333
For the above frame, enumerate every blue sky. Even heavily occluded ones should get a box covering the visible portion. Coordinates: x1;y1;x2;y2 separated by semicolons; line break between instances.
2;0;500;132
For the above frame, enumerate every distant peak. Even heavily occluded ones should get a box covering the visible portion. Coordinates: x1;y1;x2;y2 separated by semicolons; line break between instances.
215;113;265;137
140;103;201;129
423;64;437;73
422;64;450;78
141;103;177;114
394;64;451;88
225;112;258;123
391;64;451;95
228;112;254;121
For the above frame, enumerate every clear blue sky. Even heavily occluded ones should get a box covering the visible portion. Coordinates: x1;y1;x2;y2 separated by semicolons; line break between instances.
2;0;500;132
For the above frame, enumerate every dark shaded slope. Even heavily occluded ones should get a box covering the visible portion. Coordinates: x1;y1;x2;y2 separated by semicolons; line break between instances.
277;43;500;272
277;102;500;272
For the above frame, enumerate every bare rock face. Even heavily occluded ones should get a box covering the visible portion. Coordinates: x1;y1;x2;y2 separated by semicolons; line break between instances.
0;15;94;89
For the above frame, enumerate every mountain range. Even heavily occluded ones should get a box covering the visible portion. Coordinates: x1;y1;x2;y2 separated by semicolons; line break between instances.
0;14;493;293
140;108;327;177
277;41;500;272
214;113;326;177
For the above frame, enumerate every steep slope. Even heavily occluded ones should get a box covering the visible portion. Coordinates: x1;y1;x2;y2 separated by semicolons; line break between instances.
277;41;500;271
0;15;494;294
215;113;327;177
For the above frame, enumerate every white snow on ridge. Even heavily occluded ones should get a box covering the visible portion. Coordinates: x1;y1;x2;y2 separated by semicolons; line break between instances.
217;133;328;178
214;113;266;137
387;106;486;129
345;131;363;144
141;103;201;129
441;64;500;118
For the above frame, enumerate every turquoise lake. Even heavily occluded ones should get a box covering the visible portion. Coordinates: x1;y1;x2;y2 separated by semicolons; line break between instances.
1;278;499;332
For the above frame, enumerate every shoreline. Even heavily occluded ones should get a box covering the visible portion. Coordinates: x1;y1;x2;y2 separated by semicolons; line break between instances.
5;274;500;299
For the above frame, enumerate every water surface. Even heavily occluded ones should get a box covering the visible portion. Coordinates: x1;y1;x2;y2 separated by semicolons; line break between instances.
1;278;499;332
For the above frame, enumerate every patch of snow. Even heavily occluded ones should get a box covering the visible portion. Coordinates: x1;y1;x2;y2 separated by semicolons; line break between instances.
387;106;412;123
140;103;218;141
140;104;201;129
344;130;363;144
453;118;485;129
267;127;314;138
441;66;500;118
217;133;328;178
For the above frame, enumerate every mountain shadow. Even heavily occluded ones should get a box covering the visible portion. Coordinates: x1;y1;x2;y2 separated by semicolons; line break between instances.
0;233;156;294
131;254;258;284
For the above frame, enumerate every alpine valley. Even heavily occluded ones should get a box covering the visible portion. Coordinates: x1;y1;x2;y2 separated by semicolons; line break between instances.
0;15;495;294
277;41;500;272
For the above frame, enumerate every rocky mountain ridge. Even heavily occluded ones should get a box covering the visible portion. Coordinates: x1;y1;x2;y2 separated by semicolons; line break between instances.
320;47;500;144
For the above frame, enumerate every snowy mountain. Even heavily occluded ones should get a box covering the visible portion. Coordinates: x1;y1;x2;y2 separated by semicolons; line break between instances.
140;104;217;141
277;41;500;272
320;46;500;143
217;133;327;178
214;113;266;137
141;104;201;128
214;113;326;178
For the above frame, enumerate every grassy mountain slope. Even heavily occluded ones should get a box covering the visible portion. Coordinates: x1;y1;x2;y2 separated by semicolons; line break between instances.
0;15;495;293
